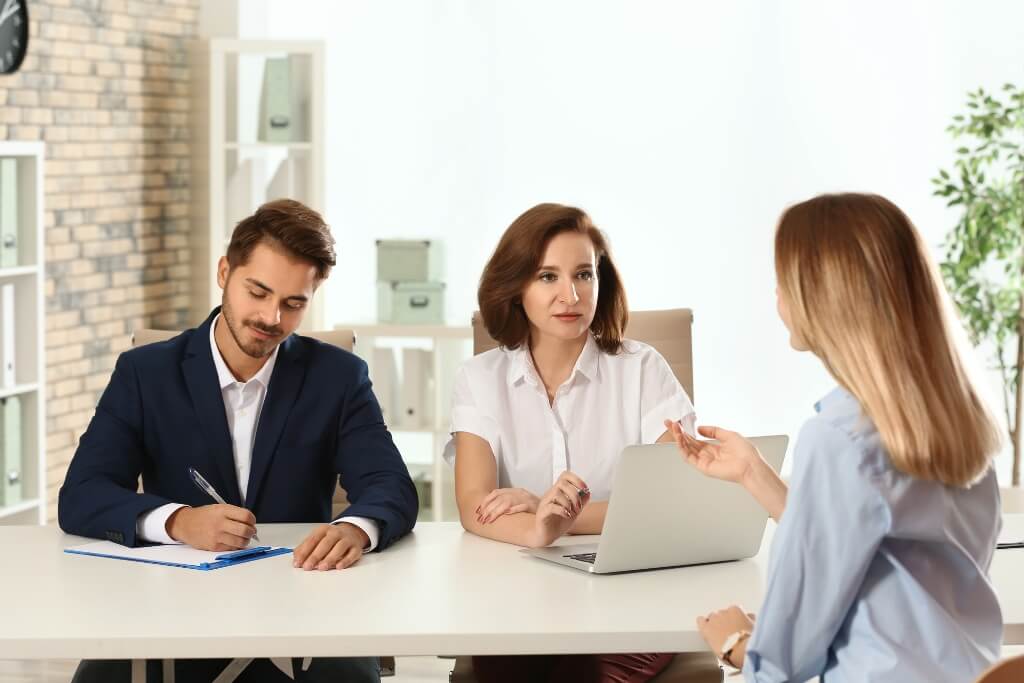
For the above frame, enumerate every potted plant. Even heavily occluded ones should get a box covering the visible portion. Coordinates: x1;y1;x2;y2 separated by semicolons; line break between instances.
934;83;1024;500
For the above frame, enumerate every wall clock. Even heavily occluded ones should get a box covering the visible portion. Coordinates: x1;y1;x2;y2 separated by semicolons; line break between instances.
0;0;28;74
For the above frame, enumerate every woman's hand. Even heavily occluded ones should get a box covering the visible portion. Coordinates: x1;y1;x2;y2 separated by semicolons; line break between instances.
665;421;766;485
475;487;541;524
527;471;591;548
696;605;755;669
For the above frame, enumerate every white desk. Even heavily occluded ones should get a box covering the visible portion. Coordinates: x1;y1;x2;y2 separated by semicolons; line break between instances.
2;517;1022;662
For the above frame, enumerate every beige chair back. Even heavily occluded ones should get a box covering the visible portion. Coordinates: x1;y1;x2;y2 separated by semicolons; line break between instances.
974;656;1024;683
471;308;694;400
131;327;356;516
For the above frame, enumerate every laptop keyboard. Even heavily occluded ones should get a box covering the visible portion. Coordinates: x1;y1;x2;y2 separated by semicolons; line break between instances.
564;552;597;564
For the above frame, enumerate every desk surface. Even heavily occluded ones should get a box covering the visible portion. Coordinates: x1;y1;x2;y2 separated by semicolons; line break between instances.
2;517;1022;660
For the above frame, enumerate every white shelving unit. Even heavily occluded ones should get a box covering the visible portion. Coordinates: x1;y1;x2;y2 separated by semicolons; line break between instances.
190;39;326;330
344;324;473;522
0;141;45;525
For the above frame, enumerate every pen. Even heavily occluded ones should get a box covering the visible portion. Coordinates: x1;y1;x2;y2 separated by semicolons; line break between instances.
997;541;1024;550
187;467;260;543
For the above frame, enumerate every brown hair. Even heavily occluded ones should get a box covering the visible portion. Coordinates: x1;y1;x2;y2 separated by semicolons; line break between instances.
775;193;1000;487
478;203;628;353
226;199;336;281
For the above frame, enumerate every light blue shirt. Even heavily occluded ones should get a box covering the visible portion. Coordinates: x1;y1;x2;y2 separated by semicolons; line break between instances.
744;387;1003;683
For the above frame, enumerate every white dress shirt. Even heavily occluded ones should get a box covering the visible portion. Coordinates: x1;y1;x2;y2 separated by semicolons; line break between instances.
443;334;696;500
137;316;379;550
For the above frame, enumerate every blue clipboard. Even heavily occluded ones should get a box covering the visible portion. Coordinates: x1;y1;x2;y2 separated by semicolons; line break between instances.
64;542;293;571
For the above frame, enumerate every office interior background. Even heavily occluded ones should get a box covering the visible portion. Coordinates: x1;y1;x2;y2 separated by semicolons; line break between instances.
0;0;1021;522
1;0;1024;680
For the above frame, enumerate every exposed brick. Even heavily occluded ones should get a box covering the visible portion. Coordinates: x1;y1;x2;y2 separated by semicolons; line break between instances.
8;0;199;522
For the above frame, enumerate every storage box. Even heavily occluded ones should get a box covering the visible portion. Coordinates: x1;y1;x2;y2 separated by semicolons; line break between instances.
377;281;445;325
376;240;443;283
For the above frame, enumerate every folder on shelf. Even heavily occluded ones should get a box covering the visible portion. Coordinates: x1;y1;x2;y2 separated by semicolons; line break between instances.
258;57;294;143
64;541;293;571
0;158;17;268
372;346;398;425
0;395;22;506
225;158;266;229
266;154;309;204
400;348;434;430
0;282;15;387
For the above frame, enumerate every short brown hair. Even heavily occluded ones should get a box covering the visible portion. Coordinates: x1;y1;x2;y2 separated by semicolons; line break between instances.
226;199;336;281
478;203;628;353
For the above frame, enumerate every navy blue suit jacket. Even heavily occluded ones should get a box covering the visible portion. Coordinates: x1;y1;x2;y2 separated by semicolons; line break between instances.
58;309;418;549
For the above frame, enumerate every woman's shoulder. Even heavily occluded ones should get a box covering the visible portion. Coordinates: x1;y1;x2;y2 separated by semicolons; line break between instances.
613;337;660;359
457;345;517;378
609;338;672;372
798;391;891;480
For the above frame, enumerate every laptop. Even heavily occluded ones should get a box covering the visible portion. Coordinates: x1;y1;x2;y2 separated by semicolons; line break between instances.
525;436;788;574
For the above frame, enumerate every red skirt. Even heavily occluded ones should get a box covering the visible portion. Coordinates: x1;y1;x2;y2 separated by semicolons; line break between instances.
472;653;675;683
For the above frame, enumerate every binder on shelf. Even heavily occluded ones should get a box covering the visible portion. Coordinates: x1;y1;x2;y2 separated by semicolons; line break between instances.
225;158;266;230
0;395;22;507
258;57;294;143
266;154;308;203
0;158;17;268
0;282;14;387
372;346;398;425
399;348;434;430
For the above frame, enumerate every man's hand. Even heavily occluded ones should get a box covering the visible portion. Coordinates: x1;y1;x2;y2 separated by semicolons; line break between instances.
166;504;256;551
292;522;370;571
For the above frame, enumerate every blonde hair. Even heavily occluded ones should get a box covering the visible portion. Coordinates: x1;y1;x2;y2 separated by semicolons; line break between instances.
775;193;1000;487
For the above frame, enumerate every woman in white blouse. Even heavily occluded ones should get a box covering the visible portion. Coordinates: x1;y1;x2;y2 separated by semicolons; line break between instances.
444;202;699;683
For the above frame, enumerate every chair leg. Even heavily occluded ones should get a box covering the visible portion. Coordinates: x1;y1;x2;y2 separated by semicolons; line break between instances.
162;659;175;683
211;658;254;683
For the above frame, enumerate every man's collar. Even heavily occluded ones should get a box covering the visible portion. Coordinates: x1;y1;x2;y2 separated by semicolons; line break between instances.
209;314;280;389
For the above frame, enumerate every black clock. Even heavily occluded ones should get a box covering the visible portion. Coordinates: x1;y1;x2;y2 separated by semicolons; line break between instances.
0;0;28;74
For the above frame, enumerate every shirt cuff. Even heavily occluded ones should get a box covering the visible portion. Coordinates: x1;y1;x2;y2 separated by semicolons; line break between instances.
332;516;380;552
136;503;187;544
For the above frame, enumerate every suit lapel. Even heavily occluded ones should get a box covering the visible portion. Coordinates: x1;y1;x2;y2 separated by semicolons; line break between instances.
245;334;308;510
181;309;243;507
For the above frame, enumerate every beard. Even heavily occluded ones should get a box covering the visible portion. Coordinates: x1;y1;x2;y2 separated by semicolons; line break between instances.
221;296;284;359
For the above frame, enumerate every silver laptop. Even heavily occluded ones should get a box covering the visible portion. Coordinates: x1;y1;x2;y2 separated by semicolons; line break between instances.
525;436;788;574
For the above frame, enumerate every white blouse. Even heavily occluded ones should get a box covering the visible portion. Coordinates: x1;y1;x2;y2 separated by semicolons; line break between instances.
443;334;696;501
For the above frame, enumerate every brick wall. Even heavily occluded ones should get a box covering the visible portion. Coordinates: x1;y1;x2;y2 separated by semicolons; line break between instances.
0;0;200;520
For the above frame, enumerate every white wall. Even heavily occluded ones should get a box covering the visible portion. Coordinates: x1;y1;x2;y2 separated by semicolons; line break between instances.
255;0;1024;482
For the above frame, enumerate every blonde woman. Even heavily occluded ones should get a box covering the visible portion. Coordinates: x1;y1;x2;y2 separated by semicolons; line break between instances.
668;193;1003;682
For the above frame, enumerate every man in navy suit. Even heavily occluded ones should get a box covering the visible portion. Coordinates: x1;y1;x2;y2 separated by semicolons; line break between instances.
59;199;417;683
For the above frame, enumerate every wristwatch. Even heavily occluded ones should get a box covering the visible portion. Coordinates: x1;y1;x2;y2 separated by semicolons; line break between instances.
720;629;751;668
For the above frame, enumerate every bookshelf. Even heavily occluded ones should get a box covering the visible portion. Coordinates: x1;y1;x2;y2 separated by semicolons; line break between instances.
189;39;326;330
0;141;46;525
344;324;473;522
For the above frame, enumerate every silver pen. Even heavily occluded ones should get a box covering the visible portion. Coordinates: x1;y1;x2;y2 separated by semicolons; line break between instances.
187;466;260;542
